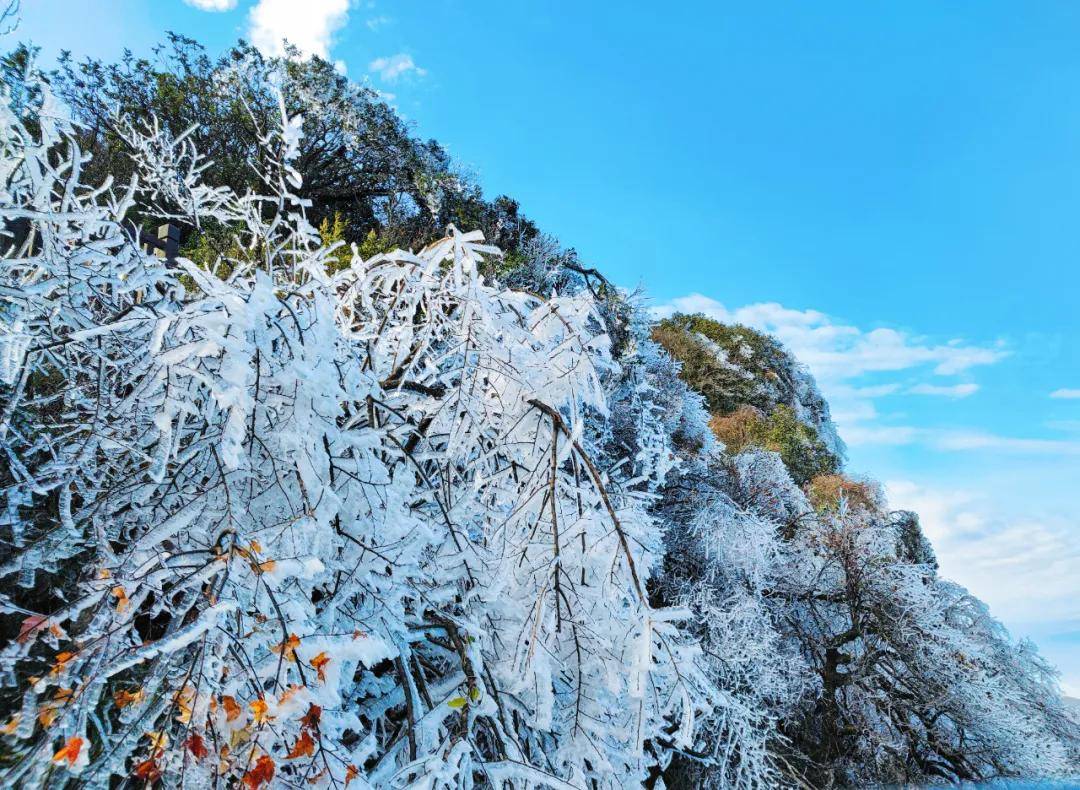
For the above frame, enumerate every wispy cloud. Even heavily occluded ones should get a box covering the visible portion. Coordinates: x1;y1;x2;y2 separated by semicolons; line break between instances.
248;0;352;60
835;425;1080;454
652;293;1008;448
183;0;237;10
929;430;1080;455
652;294;1007;382
841;424;918;446
1050;388;1080;399
885;478;1080;695
885;479;1080;626
366;14;391;31
368;53;426;82
908;382;979;398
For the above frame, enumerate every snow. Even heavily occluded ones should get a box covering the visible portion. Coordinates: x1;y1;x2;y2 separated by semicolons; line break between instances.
0;47;1075;790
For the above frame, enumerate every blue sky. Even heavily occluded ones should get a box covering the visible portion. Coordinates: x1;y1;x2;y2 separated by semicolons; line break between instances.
15;0;1080;692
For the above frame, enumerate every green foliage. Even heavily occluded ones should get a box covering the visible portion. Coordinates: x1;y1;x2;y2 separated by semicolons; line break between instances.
319;213;353;272
180;220;247;274
710;405;839;485
652;313;798;416
50;35;542;267
317;214;395;272
653;312;841;482
804;473;878;514
357;228;394;261
757;405;840;485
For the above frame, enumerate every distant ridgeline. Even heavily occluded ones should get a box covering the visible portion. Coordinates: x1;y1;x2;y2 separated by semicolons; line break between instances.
0;36;1077;789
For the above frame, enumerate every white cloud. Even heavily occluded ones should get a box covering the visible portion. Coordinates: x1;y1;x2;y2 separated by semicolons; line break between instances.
830;424;1080;454
840;424;918;447
908;382;979;398
885;480;1080;626
929;430;1080;455
366;14;391;31
652;294;1006;383
248;0;352;59
184;0;237;10
1050;388;1080;399
368;53;426;82
653;293;1007;448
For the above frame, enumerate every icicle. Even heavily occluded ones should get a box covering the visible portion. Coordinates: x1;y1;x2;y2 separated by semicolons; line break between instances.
0;321;29;386
3;488;25;547
14;688;37;739
17;549;37;588
58;482;75;538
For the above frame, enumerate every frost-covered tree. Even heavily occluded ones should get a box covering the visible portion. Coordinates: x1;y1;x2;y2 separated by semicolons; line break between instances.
2;37;1078;790
0;54;705;788
724;451;1080;786
50;34;545;260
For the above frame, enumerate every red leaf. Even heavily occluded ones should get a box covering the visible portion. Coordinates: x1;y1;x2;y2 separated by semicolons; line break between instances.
185;732;209;760
299;704;321;732
242;754;275;789
133;757;161;782
17;614;47;644
286;730;315;759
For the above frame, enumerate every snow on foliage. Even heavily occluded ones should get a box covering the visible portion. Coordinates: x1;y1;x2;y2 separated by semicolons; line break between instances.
0;54;700;788
0;49;1077;790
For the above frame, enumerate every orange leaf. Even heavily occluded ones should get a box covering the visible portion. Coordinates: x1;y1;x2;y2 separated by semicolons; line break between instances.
113;688;145;708
52;736;83;767
50;651;76;676
1;714;20;735
255;559;276;574
145;731;169;752
221;695;242;722
270;633;301;662
38;705;59;728
112;586;129;612
185;732;209;760
17;614;47;644
286;730;315;759
242;754;275;789
175;700;193;724
299;704;321;732
345;764;360;786
278;684;303;705
310;652;331;683
133;757;161;781
249;697;271;724
173;685;195;724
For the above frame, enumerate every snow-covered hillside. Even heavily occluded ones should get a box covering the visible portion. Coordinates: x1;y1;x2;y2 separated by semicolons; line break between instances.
0;46;1077;789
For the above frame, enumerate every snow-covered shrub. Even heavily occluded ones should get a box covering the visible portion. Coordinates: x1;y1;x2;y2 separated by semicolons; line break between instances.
1;43;1077;790
0;57;702;788
742;463;1080;786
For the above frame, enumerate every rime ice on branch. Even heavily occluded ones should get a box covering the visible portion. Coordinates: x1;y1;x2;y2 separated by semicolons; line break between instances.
0;53;700;789
1;45;1077;790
